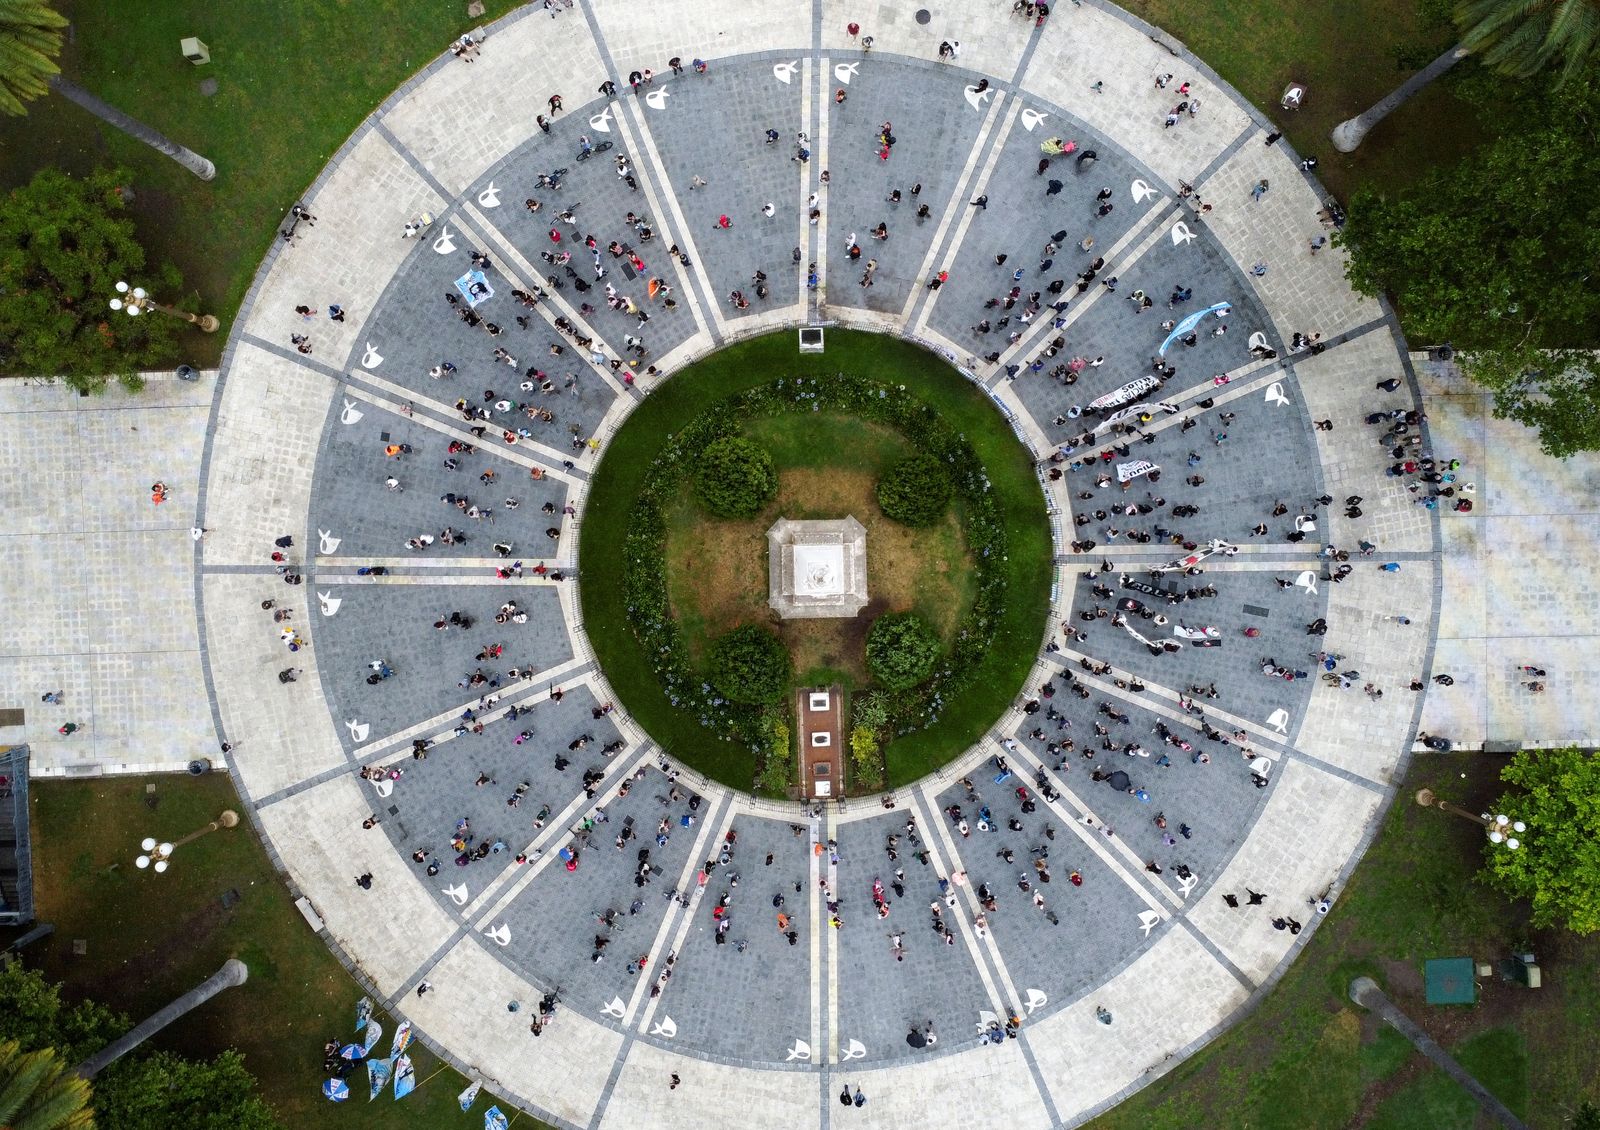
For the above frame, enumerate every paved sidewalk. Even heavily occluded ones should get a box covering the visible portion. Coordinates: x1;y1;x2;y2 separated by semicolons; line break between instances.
1414;353;1600;751
0;375;218;775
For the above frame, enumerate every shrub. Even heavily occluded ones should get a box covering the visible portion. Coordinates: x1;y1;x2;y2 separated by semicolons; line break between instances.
694;436;777;518
866;612;941;690
852;691;890;734
754;707;794;795
876;452;954;527
709;624;790;704
850;726;884;790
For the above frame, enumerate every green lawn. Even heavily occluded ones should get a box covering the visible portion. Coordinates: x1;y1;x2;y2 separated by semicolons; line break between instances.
663;412;976;683
0;0;519;368
1084;753;1588;1130
4;773;548;1130
1123;0;1490;207
579;330;1054;791
0;2;1490;375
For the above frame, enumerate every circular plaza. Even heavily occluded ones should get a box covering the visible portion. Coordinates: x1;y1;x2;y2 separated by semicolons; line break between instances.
196;2;1437;1126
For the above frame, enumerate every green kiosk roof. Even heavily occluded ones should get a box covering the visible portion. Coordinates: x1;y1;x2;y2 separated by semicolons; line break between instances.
1424;957;1479;1005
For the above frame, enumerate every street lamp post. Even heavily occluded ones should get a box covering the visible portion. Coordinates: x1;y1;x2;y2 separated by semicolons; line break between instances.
1415;789;1526;849
109;280;219;333
136;809;239;872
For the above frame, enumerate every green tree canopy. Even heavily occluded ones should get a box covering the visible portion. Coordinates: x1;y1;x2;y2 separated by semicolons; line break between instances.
1482;746;1600;933
0;167;182;389
0;0;67;117
865;612;941;691
91;1050;278;1130
708;624;790;704
0;1038;93;1130
693;437;777;519
1337;68;1600;457
0;963;125;1066
876;452;954;527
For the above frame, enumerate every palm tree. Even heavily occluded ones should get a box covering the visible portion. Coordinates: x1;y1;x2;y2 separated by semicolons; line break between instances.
76;959;247;1080
0;1039;95;1130
0;0;215;178
48;76;216;181
0;0;67;116
1458;0;1600;81
1333;0;1600;151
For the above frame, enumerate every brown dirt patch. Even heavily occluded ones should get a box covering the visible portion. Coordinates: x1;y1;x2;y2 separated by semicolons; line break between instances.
664;467;975;686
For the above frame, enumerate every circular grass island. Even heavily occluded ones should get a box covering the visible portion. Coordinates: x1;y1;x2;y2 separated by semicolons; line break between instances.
580;331;1053;796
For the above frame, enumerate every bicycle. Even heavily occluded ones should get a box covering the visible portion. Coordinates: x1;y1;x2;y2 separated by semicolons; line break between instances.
537;168;569;189
575;140;614;162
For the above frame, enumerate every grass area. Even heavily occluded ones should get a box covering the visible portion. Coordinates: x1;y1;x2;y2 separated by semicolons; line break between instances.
580;330;1053;791
0;0;518;369
1124;0;1492;205
1084;753;1593;1130
3;773;546;1130
664;413;975;686
1366;1028;1528;1129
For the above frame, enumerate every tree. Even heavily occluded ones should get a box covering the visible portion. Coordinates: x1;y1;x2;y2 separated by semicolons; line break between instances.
708;624;790;704
0;963;125;1066
0;3;212;177
1458;0;1600;83
694;437;777;519
1482;747;1600;934
0;0;66;117
0;167;183;389
48;78;216;181
865;613;941;691
0;1039;93;1130
1337;71;1600;457
77;960;249;1080
1334;0;1600;150
876;453;954;527
90;1050;277;1130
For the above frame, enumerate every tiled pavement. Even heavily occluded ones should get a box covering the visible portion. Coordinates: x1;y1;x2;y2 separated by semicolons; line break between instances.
2;2;1593;1128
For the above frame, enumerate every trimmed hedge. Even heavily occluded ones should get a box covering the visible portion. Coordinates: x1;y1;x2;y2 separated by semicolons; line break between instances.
709;624;790;704
695;436;777;519
876;452;954;527
866;612;941;690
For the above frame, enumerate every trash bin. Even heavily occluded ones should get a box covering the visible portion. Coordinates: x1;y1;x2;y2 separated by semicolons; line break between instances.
176;365;200;382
